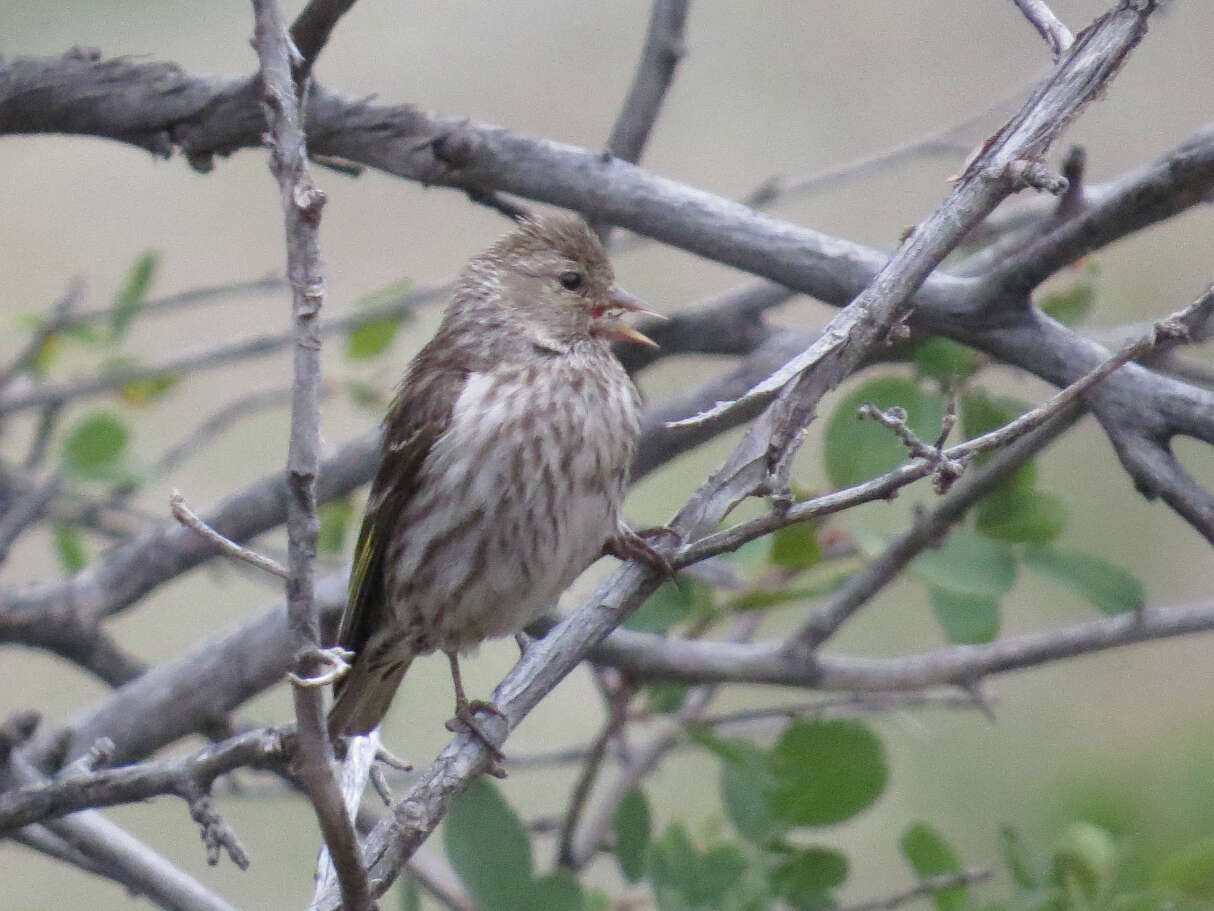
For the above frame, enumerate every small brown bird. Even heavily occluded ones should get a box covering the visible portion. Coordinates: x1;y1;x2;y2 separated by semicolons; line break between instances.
328;213;663;747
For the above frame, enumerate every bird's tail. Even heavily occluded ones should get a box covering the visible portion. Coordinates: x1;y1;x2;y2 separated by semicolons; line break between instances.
327;652;413;741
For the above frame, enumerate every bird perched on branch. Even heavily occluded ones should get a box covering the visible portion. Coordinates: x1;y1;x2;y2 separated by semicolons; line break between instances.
327;212;667;753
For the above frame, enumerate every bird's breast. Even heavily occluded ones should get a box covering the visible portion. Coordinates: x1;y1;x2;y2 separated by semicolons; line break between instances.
387;353;640;652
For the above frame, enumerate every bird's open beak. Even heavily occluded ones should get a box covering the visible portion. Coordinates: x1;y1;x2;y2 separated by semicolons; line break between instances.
595;287;665;348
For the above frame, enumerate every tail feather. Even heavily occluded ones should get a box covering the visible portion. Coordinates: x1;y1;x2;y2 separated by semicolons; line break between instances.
327;654;412;740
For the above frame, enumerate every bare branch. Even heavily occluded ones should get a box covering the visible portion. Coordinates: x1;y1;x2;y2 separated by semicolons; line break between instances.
151;385;297;477
0;282;445;416
289;0;359;71
0;727;285;837
170;490;288;579
594;597;1214;691
794;405;1082;650
671;3;1152;436
249;1;369;908
1009;0;1075;58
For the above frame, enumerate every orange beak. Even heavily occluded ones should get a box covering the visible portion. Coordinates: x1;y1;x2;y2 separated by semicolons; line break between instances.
595;287;665;348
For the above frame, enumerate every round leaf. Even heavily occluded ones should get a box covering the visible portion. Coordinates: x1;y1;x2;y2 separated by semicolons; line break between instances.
1154;833;1214;899
913;338;982;385
910;531;1016;598
769;846;849;908
613;788;651;883
976;488;1066;544
961;390;1030;440
768;720;887;826
930;587;1000;644
824;377;946;487
62;412;129;479
445;779;532;910
52;523;88;573
1023;546;1144;614
900;823;967;911
770;521;823;570
346;316;403;360
626;579;710;635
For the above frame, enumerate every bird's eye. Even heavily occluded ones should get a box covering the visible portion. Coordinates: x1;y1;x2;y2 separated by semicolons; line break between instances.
558;271;584;291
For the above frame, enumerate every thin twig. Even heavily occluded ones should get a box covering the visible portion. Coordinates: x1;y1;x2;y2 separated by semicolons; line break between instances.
0;283;445;416
0;473;63;563
839;868;994;911
289;0;359;71
555;681;632;869
169;489;288;579
0;281;82;393
684;289;1214;567
793;406;1082;650
597;0;690;242
1009;0;1074;58
151;385;299;477
249;1;370;910
0;727;286;840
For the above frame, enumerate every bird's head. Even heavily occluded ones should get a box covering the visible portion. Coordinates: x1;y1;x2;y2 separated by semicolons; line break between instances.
470;212;660;353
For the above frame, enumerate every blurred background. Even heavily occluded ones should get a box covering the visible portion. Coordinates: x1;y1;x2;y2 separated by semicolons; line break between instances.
2;1;1213;908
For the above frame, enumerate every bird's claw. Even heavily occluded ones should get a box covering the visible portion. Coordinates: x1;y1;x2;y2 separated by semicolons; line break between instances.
287;646;356;688
604;526;679;578
446;699;508;776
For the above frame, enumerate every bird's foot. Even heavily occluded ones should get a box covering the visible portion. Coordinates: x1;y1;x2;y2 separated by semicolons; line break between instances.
604;526;680;578
286;646;355;688
446;699;508;777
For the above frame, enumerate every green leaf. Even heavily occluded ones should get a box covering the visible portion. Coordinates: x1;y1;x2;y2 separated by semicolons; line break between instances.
1154;834;1214;900
112;250;159;341
1051;822;1116;899
930;587;1000;644
770;521;823;570
345;278;413;360
613;789;651;883
626;579;710;634
1023;547;1144;615
356;277;413;310
769;846;849;909
527;874;582;911
649;825;748;911
695;845;749;908
400;874;420;911
1000;826;1041;890
346;317;403;360
727;574;849;612
721;754;782;845
649;824;699;911
910;531;1016;598
824;376;946;487
961;390;1031;457
768;720;887;827
900;823;967;911
345;378;387;410
445;779;533;910
31;333;62;376
52;523;88;573
914;338;983;385
318;498;354;554
121;373;180;406
1040;276;1096;327
646;682;691;715
976;488;1066;544
62;412;130;480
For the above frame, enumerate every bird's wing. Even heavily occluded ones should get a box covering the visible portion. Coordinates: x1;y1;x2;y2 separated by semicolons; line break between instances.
336;363;467;664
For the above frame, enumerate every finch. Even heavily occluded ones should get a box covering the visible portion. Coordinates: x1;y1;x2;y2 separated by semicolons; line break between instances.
328;212;663;747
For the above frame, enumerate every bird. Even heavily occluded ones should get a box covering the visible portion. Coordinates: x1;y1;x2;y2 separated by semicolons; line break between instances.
327;212;667;753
